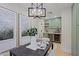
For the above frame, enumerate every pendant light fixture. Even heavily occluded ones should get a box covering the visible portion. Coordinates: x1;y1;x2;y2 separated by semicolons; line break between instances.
28;3;46;18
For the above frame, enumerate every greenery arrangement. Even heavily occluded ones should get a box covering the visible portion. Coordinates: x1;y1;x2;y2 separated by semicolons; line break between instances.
0;28;37;40
26;28;37;36
0;29;13;40
22;28;37;36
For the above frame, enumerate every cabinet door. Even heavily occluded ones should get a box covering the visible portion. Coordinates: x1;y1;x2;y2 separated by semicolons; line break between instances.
54;34;61;43
76;26;79;55
76;3;79;55
72;4;77;55
76;4;79;26
72;3;79;56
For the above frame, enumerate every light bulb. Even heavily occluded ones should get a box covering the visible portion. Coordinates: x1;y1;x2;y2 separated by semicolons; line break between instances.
38;10;42;15
33;9;36;12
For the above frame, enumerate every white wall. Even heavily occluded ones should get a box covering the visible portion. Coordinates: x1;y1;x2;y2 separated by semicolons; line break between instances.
61;7;72;53
35;19;44;38
0;39;16;53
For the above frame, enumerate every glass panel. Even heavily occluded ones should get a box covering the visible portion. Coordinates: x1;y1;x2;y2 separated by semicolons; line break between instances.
20;15;30;37
0;7;16;53
45;17;61;33
49;17;61;29
0;8;16;41
20;15;30;45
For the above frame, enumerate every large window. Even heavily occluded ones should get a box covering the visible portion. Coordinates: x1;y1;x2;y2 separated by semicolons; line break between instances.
0;8;16;41
20;15;30;37
19;15;31;45
0;7;16;53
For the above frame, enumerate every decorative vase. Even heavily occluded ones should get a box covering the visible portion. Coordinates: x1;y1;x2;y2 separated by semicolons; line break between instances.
30;36;37;45
26;35;38;50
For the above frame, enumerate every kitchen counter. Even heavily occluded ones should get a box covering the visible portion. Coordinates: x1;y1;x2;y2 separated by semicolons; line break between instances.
43;32;61;43
43;32;61;34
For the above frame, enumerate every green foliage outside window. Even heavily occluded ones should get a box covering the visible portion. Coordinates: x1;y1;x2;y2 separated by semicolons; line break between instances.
22;28;37;36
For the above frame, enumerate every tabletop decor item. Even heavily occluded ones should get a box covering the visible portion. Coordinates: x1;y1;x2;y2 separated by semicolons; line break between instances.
26;28;38;45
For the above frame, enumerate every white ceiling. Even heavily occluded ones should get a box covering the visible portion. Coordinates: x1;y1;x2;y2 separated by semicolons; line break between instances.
17;3;72;11
17;3;73;16
0;3;73;17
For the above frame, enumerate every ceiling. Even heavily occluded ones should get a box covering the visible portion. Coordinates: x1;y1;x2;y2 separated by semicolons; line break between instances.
17;3;73;16
0;3;73;18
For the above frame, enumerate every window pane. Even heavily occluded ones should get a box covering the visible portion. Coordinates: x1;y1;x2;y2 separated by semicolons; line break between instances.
20;15;30;45
0;7;16;53
20;15;30;36
0;8;15;41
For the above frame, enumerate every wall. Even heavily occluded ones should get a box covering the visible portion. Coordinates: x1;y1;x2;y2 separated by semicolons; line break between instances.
61;7;72;53
0;39;16;53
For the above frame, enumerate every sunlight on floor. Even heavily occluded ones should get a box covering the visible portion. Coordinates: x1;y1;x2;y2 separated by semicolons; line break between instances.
54;43;71;56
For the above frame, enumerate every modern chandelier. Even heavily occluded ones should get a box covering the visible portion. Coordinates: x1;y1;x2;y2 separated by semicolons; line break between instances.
28;3;46;18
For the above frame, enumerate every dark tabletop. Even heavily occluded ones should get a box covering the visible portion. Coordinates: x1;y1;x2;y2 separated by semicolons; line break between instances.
10;42;53;56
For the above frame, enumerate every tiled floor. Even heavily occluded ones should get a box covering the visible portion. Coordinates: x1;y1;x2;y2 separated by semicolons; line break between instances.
49;42;71;56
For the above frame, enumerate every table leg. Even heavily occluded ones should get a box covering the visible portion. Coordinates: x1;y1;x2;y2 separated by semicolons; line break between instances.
52;43;53;49
10;52;12;56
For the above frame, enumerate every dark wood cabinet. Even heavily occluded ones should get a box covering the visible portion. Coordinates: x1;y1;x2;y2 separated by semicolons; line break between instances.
48;33;61;43
54;34;61;43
